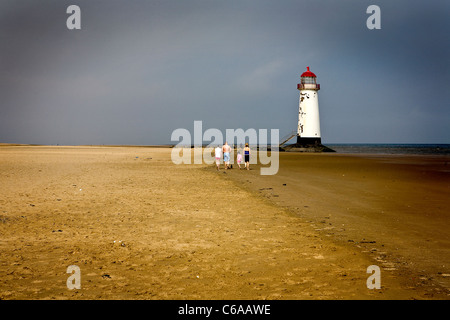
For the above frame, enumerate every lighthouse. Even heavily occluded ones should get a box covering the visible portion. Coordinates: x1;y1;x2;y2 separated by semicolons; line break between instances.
281;66;333;152
297;66;321;146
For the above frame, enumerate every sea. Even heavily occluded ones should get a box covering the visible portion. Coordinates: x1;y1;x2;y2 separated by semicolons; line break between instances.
324;144;450;155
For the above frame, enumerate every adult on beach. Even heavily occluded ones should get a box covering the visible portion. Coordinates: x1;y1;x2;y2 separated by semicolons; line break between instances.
244;143;250;170
222;142;231;170
214;145;222;170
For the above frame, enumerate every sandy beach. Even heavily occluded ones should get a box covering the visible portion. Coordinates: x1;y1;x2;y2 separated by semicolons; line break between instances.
0;145;449;300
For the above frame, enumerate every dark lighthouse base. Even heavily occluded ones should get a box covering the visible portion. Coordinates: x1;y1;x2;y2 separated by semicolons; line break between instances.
281;136;335;152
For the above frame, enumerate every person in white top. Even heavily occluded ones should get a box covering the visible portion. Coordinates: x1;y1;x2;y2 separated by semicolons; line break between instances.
214;145;222;170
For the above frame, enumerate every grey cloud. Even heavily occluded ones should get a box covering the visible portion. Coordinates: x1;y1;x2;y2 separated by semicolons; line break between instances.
0;0;449;145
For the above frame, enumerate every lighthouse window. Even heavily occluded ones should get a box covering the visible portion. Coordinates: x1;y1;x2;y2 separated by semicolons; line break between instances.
301;77;316;84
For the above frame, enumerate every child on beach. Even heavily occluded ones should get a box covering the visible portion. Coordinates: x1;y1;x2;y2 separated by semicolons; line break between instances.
237;151;242;169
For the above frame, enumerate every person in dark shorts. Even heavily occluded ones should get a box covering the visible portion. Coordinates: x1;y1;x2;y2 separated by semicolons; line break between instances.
244;143;250;170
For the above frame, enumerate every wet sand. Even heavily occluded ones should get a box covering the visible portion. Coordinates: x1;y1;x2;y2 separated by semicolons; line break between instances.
0;146;449;299
225;151;450;296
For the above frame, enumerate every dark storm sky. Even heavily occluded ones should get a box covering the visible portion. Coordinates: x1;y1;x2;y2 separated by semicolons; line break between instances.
1;0;449;145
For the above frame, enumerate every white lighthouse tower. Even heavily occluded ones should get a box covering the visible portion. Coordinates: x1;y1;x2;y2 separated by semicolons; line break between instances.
297;66;321;146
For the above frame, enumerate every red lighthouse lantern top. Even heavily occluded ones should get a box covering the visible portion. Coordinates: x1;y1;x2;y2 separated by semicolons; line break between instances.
297;66;320;90
300;66;317;78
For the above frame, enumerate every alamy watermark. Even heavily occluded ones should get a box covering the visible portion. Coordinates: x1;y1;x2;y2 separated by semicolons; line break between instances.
66;5;381;31
366;5;381;30
170;121;279;175
66;265;81;290
66;5;81;30
366;265;381;289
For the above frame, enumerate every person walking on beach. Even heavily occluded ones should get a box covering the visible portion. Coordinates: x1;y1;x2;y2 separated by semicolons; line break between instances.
222;142;231;169
244;143;250;170
214;145;222;170
236;151;242;169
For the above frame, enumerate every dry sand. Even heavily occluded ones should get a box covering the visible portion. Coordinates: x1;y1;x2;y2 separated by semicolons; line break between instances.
0;146;449;300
